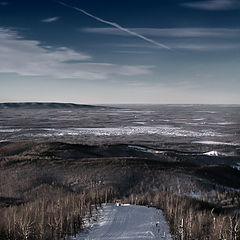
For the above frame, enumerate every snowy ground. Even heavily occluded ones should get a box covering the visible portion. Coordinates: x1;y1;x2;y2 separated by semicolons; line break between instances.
70;204;172;240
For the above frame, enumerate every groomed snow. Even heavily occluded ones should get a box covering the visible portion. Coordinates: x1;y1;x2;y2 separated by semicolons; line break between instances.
70;204;172;240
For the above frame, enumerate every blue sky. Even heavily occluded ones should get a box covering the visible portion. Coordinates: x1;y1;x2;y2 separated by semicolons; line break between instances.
0;0;239;104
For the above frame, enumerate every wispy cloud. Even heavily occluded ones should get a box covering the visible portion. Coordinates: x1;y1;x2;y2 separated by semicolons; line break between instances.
0;28;153;79
116;50;152;54
41;16;60;23
181;0;240;10
83;27;240;38
0;2;8;6
58;1;170;49
115;42;240;51
85;27;240;51
173;43;240;51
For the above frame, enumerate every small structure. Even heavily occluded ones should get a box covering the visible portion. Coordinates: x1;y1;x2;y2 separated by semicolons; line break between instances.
115;199;122;206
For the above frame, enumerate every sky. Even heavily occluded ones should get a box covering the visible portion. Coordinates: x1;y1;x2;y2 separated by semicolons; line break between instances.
0;0;239;104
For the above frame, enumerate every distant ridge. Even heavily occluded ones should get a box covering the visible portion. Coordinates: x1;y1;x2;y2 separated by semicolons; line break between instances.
0;102;107;109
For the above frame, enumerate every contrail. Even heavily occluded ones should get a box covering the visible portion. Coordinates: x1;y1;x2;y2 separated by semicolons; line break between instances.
58;1;170;50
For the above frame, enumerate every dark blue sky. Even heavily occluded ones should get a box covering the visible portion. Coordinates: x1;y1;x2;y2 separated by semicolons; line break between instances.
0;0;239;103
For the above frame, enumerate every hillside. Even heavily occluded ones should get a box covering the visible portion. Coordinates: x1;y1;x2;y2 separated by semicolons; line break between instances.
0;141;239;239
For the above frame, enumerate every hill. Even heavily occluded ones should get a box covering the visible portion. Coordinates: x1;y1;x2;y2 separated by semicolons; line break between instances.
0;102;108;109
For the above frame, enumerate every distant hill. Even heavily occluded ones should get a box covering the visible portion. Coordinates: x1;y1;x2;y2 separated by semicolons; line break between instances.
0;102;108;109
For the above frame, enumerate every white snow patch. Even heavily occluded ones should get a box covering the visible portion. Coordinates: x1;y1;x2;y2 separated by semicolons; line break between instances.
134;122;146;125
193;141;240;146
203;151;234;157
203;151;220;156
203;151;235;157
196;111;217;114
128;145;163;154
0;129;22;133
208;122;236;125
192;118;205;121
233;163;240;171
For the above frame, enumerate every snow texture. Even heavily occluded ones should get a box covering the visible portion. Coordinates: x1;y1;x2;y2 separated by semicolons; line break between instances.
19;126;220;138
128;145;163;154
193;140;240;146
70;204;172;240
203;151;221;156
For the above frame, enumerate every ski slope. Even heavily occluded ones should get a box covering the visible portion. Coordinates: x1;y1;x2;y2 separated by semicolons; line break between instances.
73;203;172;240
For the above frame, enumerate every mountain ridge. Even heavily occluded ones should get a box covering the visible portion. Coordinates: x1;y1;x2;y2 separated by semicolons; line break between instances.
0;102;107;109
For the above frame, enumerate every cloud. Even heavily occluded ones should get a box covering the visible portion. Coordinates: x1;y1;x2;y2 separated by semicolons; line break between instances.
58;1;169;49
0;28;153;79
41;16;60;23
83;27;240;38
96;27;240;51
81;28;240;38
115;42;240;51
116;50;152;54
181;0;240;10
90;27;240;52
173;43;240;51
0;2;8;6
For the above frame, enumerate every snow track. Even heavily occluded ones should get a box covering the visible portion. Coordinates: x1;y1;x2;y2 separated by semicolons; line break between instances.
72;204;172;240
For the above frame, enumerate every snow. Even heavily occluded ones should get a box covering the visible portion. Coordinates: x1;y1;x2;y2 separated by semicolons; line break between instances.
19;126;220;138
193;140;240;146
69;204;172;240
192;118;205;121
234;163;240;171
209;122;236;125
203;151;220;156
195;111;217;114
203;150;234;156
128;145;163;154
0;128;22;133
134;122;146;125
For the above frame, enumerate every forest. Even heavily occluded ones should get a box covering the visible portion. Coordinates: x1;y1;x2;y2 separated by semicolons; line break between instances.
0;141;239;239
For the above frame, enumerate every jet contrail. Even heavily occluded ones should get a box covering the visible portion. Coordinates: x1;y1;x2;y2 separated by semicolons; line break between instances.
58;1;170;50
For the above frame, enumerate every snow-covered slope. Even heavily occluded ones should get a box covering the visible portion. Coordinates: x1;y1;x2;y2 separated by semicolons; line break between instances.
203;151;220;156
70;204;172;240
203;150;230;156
